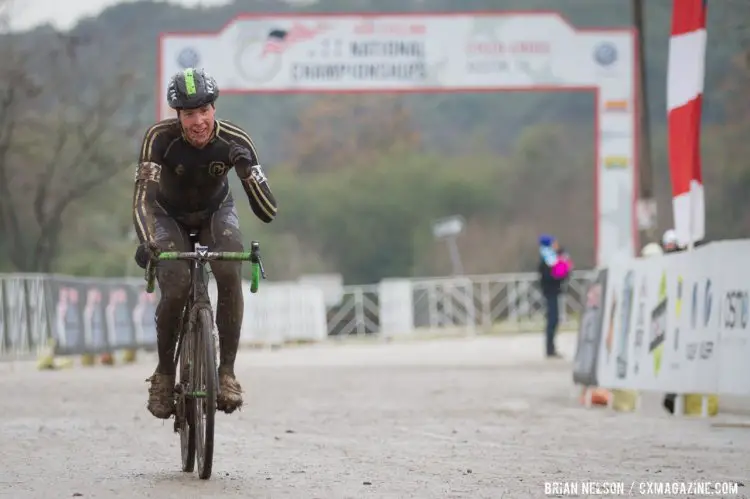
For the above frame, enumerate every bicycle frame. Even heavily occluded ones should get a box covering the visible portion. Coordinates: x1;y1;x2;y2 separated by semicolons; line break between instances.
142;239;266;480
144;240;266;400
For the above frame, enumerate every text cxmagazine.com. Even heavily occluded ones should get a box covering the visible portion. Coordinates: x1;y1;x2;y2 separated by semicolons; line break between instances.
544;480;740;496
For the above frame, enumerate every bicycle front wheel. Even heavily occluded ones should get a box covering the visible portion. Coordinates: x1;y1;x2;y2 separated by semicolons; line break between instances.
192;306;217;480
178;319;196;473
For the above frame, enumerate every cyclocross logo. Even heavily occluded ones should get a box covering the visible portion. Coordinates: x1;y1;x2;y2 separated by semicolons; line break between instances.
234;22;329;84
208;161;228;177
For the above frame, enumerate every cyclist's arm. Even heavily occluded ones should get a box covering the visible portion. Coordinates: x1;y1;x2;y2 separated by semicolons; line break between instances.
132;123;167;244
230;127;278;223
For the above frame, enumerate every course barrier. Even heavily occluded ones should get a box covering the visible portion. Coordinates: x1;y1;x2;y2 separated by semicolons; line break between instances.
0;274;327;362
0;270;594;362
572;239;750;413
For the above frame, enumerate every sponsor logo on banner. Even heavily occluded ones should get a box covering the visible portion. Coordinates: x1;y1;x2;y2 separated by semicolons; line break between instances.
233;19;453;86
177;47;200;68
669;275;684;371
56;285;83;351
235;21;333;83
603;156;629;169
633;276;648;375
604;289;618;362
615;271;635;379
464;35;553;76
604;99;629;113
650;271;668;376
724;289;749;330
593;41;618;67
601;130;631;142
572;268;608;387
593;41;621;78
690;278;713;329
686;278;717;362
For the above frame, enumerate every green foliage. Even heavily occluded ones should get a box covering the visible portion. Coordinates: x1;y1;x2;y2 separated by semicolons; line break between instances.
1;0;750;283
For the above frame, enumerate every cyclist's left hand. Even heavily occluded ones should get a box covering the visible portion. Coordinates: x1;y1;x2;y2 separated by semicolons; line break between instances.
228;142;254;167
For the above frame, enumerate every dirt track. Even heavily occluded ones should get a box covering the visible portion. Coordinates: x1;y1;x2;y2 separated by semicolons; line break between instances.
0;332;747;498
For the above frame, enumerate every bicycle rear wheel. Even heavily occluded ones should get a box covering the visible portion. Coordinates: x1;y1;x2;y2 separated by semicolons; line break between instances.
177;314;196;473
192;306;217;480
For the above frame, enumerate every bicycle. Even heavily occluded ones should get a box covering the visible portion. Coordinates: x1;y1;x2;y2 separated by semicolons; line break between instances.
144;230;266;480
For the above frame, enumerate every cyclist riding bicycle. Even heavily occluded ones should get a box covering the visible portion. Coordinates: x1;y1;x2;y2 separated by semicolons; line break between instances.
132;67;277;419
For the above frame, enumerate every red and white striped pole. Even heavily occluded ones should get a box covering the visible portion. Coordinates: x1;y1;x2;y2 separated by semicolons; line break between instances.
667;0;708;249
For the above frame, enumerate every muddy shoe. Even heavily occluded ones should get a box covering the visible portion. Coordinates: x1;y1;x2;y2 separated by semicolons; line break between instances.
146;372;176;419
217;367;243;414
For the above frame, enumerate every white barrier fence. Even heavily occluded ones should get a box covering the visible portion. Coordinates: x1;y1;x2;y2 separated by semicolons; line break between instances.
0;270;594;360
209;281;328;345
0;274;329;360
327;272;594;337
581;239;750;398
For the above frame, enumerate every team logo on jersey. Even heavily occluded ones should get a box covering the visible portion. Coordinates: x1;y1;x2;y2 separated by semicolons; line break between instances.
209;161;228;177
175;164;185;175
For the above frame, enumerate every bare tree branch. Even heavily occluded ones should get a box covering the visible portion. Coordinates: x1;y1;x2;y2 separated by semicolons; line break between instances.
0;18;147;272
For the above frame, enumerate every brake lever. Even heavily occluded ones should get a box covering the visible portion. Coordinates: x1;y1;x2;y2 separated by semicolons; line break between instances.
257;257;267;280
250;241;268;280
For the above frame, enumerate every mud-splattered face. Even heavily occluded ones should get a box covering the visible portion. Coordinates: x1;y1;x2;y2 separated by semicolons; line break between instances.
179;104;215;148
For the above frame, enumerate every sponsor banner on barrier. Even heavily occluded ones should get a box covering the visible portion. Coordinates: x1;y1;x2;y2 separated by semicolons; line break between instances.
678;245;719;394
594;240;750;396
715;240;750;396
0;277;49;357
597;249;706;393
50;277;157;355
0;272;329;358
132;286;159;350
572;268;608;386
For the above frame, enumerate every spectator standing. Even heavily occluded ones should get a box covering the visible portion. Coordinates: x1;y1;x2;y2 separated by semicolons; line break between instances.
538;234;573;358
661;229;681;254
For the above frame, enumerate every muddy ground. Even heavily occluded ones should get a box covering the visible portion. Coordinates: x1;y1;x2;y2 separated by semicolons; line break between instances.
0;332;747;498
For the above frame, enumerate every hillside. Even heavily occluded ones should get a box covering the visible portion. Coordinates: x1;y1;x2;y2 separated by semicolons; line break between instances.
1;0;749;283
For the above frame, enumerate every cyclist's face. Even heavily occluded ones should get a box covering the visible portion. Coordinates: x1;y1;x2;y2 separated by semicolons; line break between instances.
179;104;215;148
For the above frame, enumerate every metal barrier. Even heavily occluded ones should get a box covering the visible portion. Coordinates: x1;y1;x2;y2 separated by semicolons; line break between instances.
325;270;595;336
0;270;595;359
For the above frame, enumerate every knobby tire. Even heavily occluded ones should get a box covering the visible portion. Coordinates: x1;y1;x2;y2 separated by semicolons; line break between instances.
178;308;196;473
194;306;217;480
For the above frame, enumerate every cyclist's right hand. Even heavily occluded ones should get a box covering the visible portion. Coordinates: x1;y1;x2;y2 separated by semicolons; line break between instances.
134;241;161;270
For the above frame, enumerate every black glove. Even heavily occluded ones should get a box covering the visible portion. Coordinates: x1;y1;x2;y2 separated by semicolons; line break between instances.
228;142;255;167
134;241;161;270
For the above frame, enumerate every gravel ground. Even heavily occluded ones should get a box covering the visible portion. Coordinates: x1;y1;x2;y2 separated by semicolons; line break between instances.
0;332;748;499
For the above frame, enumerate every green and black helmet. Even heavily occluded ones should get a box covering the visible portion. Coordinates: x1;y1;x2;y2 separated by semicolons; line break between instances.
166;67;220;110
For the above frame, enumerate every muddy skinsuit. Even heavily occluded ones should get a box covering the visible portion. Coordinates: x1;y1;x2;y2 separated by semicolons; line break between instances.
132;118;277;418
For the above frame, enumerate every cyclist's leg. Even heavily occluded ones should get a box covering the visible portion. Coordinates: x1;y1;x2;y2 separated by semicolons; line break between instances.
200;195;244;413
147;206;192;419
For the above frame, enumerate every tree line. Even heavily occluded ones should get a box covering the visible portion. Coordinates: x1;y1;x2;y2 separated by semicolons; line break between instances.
1;0;749;283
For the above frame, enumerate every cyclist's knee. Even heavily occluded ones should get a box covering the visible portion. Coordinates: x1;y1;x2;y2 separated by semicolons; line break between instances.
157;261;191;300
212;261;241;290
